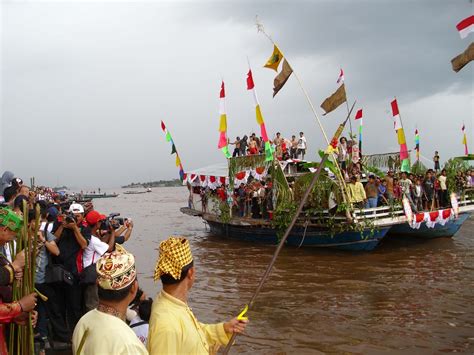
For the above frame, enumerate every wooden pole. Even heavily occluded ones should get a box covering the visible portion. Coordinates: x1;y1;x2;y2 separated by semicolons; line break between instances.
222;103;355;354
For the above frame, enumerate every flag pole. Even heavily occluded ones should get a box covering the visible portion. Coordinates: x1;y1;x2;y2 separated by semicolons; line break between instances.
222;102;356;355
256;19;330;145
256;17;353;222
340;66;354;139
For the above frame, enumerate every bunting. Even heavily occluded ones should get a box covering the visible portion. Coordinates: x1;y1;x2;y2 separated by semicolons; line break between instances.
462;124;469;155
415;128;420;161
263;45;293;97
217;81;231;158
247;69;274;161
390;99;410;172
160;120;185;181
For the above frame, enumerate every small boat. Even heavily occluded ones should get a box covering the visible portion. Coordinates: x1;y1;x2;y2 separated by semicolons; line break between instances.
123;191;147;195
83;193;119;199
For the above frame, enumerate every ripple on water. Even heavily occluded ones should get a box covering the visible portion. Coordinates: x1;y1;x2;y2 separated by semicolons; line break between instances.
92;187;474;354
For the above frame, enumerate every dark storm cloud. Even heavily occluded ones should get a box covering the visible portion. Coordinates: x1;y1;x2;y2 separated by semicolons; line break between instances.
1;1;472;187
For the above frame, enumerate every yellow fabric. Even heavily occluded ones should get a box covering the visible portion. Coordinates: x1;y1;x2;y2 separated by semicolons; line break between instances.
96;244;136;291
154;237;193;281
148;291;230;355
264;45;283;71
255;105;264;125
72;309;148;355
218;114;227;132
175;155;181;167
397;128;406;145
348;182;366;203
462;134;467;145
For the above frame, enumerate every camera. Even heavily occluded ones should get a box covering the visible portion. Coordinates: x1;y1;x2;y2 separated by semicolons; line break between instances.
65;213;76;224
100;213;128;230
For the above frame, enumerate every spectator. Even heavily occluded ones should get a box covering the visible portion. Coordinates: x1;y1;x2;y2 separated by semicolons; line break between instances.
297;132;307;160
438;169;448;207
53;203;91;338
130;297;153;346
364;175;378;208
348;176;366;209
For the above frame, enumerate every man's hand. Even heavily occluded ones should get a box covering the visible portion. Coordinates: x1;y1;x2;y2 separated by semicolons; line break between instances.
63;222;76;230
223;318;248;334
12;250;25;279
18;293;37;312
13;310;38;326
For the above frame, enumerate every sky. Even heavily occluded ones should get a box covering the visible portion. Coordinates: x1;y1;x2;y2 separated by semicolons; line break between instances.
1;0;473;188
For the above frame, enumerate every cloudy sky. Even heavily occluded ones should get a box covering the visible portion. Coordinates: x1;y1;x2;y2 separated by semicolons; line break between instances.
1;0;472;188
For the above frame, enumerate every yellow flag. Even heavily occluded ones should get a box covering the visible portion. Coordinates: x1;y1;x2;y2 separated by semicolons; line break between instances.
175;155;181;167
256;105;264;125
264;45;283;72
462;134;467;145
397;129;406;145
219;114;227;132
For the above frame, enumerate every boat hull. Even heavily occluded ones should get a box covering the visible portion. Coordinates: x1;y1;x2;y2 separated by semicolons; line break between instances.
388;213;470;238
206;219;390;251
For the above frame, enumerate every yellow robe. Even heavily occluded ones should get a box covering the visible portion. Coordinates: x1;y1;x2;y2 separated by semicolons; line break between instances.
72;309;148;355
148;291;231;354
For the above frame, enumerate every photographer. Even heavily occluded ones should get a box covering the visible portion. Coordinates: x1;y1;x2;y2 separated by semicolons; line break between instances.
53;203;90;338
81;210;116;312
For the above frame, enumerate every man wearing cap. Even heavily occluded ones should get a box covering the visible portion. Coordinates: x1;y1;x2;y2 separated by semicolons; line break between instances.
82;210;115;312
72;245;147;354
148;236;248;354
53;203;91;336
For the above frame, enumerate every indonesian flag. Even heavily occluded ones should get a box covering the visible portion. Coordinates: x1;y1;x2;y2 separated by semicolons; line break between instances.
336;68;344;84
456;15;474;39
355;109;363;120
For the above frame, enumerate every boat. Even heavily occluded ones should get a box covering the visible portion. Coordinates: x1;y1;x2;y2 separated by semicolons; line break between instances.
82;193;119;199
181;155;402;251
123;191;147;195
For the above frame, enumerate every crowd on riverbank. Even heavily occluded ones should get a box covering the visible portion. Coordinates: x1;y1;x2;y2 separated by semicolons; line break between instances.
0;170;247;355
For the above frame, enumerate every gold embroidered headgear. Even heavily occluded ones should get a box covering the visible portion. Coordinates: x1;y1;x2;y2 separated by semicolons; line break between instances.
96;244;136;290
0;208;23;233
154;236;193;281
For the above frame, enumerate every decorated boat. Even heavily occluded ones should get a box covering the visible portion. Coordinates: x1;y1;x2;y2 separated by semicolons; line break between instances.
180;154;401;251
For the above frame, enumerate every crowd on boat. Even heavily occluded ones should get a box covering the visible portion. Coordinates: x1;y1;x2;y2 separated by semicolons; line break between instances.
0;170;247;354
230;131;308;159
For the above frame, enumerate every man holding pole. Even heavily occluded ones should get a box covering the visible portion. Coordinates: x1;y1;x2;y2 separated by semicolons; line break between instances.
147;236;248;354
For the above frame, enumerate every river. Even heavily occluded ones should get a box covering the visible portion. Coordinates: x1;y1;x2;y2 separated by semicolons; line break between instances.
93;187;474;354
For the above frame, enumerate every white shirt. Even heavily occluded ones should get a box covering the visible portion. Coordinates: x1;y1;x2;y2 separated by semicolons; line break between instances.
40;222;53;233
297;136;307;149
439;175;447;190
83;235;109;267
130;315;149;347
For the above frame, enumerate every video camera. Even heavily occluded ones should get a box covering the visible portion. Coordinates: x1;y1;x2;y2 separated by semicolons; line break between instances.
100;213;129;230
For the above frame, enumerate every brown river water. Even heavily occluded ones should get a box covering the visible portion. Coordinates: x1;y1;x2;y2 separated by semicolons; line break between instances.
93;187;474;354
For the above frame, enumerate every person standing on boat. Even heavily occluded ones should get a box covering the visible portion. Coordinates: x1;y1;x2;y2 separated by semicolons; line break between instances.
399;172;417;212
364;175;378;208
237;183;246;217
239;136;248;156
423;170;435;210
290;135;298;159
433;151;440;173
337;137;348;173
72;245;148;355
348;176;366;209
273;133;283;159
438;169;448;207
297;132;307;160
230;137;241;157
385;171;395;202
148;237;248;354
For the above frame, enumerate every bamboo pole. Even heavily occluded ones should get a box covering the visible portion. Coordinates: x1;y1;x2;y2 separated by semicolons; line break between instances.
256;18;353;217
222;104;355;354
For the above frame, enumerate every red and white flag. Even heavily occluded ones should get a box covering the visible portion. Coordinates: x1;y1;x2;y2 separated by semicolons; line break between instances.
355;109;363;120
336;68;344;84
456;15;474;39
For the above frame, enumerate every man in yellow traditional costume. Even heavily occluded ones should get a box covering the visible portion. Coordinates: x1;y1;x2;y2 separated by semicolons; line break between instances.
148;236;248;354
72;245;148;354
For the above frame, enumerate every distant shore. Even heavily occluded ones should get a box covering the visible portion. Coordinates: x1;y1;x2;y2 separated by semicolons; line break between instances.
122;179;182;188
